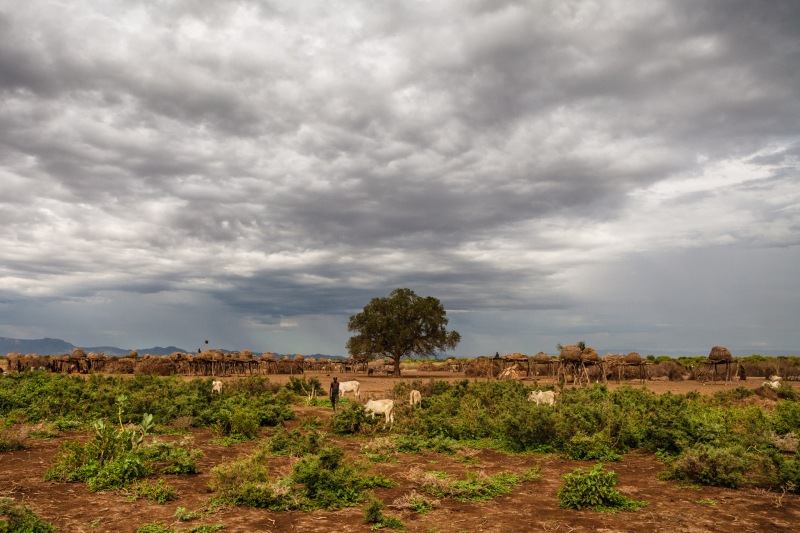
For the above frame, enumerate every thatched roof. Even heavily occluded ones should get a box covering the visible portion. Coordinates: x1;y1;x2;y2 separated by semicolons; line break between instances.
581;347;600;362
560;345;582;361
624;351;643;364
709;345;732;362
262;352;276;361
504;352;528;361
533;351;549;363
71;348;86;358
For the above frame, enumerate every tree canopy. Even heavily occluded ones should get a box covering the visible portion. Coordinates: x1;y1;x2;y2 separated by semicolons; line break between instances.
346;288;461;377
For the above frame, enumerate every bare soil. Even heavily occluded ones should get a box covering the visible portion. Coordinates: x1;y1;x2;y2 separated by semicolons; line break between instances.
2;371;798;533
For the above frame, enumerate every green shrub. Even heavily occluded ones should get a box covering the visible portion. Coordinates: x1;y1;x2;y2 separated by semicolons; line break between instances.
411;467;540;502
174;506;203;521
0;497;56;533
268;427;322;456
286;376;323;396
564;431;622;462
130;478;177;504
330;403;372;435
669;444;755;488
140;437;203;475
773;401;800;435
208;448;287;509
500;405;558;452
363;497;405;531
776;382;798;401
45;407;156;491
291;445;369;509
557;464;647;512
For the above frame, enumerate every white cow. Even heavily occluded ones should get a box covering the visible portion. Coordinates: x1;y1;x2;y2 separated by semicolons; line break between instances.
763;376;782;390
365;399;395;428
527;389;556;406
338;380;361;400
409;389;422;407
211;380;223;395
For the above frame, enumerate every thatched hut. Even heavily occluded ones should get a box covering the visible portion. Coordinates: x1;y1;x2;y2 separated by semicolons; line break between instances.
580;347;600;362
465;356;500;378
560;345;582;361
709;346;732;362
533;352;549;364
624;351;643;364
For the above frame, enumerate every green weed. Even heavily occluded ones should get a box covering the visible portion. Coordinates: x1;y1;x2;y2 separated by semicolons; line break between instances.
0;497;56;533
129;478;177;504
557;464;647;512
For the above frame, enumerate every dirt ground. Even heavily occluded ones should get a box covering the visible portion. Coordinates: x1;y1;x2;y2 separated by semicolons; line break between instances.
2;370;798;533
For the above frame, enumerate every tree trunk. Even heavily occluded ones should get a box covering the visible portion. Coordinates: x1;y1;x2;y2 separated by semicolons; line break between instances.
392;353;402;377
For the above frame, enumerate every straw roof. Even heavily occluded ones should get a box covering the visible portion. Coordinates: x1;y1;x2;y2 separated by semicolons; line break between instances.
560;345;582;361
624;351;643;364
709;345;732;362
504;352;528;361
581;347;600;362
533;351;549;363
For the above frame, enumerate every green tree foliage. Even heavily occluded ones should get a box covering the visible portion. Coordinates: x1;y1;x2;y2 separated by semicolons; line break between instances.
346;288;461;376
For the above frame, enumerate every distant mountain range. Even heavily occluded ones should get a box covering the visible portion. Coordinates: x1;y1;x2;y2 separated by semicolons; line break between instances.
0;337;349;359
0;337;187;357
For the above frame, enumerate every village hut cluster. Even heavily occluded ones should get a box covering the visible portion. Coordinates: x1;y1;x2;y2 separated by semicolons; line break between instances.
0;345;787;386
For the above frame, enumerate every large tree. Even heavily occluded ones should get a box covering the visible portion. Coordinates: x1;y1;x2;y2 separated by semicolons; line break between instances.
346;288;461;377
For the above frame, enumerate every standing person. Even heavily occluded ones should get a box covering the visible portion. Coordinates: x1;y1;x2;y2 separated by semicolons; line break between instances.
330;376;340;412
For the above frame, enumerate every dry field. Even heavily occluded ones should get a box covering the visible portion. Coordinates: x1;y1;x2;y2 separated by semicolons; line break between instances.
1;370;799;533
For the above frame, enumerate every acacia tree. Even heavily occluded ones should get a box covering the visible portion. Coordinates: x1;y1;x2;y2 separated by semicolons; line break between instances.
346;288;461;377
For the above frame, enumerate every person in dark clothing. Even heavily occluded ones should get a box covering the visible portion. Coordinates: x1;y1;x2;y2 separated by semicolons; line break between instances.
330;376;340;412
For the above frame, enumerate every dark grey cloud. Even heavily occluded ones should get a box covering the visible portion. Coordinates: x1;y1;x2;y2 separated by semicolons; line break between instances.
0;0;798;354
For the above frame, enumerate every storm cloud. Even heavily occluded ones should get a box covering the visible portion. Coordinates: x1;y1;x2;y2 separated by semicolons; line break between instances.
1;1;798;355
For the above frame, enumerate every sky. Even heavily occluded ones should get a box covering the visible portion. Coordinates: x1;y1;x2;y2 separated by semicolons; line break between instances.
1;1;799;357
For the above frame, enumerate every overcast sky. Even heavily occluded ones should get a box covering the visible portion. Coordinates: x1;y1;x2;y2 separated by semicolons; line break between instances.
1;1;798;357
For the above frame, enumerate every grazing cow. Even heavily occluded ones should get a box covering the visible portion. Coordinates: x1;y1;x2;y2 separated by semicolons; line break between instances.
409;389;422;407
211;380;223;395
338;380;361;400
365;399;395;428
527;389;556;406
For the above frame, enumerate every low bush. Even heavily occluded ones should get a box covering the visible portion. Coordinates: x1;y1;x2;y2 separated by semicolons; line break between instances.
0;425;29;452
268;427;322;456
208;445;285;508
564;431;621;462
364;497;405;531
773;401;800;436
45;401;156;491
0;497;56;533
210;443;389;511
330;403;373;435
557;464;647;512
409;467;540;502
140;437;203;475
668;444;755;488
129;478;177;504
